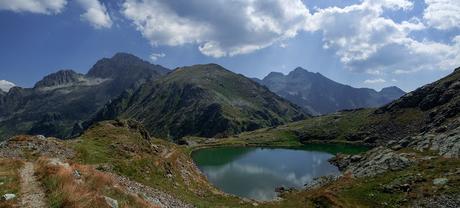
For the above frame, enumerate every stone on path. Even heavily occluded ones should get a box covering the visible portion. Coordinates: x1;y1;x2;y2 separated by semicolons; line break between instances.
2;193;16;201
104;196;119;208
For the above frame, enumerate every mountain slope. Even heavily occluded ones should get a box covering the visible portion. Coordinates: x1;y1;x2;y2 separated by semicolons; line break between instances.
0;53;169;140
258;68;405;115
374;67;460;134
90;64;307;140
240;66;460;146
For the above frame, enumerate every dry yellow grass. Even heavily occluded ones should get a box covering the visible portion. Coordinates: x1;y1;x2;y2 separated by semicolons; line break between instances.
35;157;157;208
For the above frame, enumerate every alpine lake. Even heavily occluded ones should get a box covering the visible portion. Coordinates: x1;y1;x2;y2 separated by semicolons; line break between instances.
192;144;368;201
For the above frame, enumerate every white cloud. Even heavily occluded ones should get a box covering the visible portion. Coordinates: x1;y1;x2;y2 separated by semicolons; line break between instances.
119;0;460;73
423;0;460;30
77;0;112;29
0;0;112;29
121;0;310;57
364;78;386;84
304;0;460;74
0;0;67;14
150;52;165;62
0;80;15;92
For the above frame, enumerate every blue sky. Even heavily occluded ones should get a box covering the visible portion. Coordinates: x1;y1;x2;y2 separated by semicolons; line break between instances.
0;0;459;92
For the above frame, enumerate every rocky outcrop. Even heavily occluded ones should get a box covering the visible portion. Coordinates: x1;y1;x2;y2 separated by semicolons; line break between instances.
34;70;83;89
330;147;415;178
401;127;460;158
412;195;460;208
0;135;75;159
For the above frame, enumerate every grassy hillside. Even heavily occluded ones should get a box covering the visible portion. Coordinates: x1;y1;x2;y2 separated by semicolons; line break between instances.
70;120;256;207
91;64;307;140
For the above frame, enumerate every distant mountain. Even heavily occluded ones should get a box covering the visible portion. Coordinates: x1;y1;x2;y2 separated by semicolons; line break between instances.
0;53;169;140
258;67;405;115
89;64;307;140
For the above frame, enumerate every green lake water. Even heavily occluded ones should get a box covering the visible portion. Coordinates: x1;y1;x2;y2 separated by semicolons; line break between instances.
192;144;368;201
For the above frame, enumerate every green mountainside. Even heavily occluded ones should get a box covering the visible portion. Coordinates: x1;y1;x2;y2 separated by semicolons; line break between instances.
89;64;308;140
231;67;460;146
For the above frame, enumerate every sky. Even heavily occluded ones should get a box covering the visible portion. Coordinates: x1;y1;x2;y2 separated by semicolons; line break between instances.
0;0;459;92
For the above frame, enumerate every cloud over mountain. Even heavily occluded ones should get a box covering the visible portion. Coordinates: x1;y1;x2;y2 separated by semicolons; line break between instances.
0;0;112;29
364;78;386;84
120;0;460;76
0;80;15;92
77;0;112;29
305;0;459;74
0;0;458;82
423;0;460;30
121;0;310;57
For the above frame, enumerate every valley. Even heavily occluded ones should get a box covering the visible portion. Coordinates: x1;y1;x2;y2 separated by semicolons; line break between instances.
0;54;459;208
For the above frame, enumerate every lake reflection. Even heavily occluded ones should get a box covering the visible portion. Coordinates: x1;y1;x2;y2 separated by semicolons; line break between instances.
192;146;342;201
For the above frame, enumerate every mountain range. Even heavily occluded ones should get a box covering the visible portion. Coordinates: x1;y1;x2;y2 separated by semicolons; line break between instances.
0;53;406;141
0;53;168;140
254;67;405;115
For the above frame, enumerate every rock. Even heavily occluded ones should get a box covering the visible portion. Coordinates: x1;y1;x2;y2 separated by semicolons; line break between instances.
304;175;340;190
35;135;46;140
275;187;285;193
73;170;81;178
334;147;414;178
104;196;119;208
48;158;70;169
398;137;410;147
408;127;460;158
390;144;403;150
2;193;16;200
364;136;379;144
329;153;351;170
350;155;362;162
433;178;449;185
412;194;460;207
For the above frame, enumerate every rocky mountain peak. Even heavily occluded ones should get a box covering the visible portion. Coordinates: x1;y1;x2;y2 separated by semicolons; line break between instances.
259;67;405;115
287;67;326;81
266;72;285;78
292;67;308;73
34;69;82;88
380;86;405;94
86;52;169;79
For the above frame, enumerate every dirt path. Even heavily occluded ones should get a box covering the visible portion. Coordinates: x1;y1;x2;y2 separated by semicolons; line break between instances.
19;162;46;208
